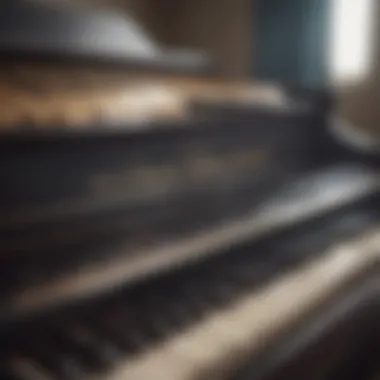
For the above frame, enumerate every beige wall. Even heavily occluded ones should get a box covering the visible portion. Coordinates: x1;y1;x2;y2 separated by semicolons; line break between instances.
337;2;380;135
160;0;253;78
112;0;253;78
125;0;253;78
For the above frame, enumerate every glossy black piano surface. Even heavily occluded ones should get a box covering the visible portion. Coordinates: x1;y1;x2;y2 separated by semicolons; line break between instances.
0;190;379;380
1;3;380;380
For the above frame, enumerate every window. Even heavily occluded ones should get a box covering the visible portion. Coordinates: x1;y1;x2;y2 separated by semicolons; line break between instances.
329;0;376;84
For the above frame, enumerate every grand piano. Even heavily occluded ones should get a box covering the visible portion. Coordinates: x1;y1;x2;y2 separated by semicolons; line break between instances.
0;2;380;380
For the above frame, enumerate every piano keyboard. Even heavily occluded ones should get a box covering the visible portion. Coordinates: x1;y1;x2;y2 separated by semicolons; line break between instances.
1;164;378;323
0;202;379;380
110;234;379;380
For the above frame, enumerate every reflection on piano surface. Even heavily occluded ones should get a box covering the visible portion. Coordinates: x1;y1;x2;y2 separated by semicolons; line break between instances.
0;2;380;380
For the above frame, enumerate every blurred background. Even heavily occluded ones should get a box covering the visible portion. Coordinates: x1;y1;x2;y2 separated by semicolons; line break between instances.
42;0;379;135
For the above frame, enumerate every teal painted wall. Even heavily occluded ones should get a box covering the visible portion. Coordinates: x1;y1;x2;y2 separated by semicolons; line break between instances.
254;0;329;88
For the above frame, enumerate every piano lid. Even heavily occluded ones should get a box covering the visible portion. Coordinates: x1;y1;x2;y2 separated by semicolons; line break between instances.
0;0;210;73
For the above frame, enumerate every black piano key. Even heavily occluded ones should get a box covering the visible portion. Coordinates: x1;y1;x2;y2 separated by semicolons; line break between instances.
53;321;121;373
86;301;134;354
100;305;150;355
6;356;57;380
11;335;87;380
166;289;205;329
122;298;175;347
0;359;34;380
0;198;378;380
51;356;88;380
161;284;205;327
135;298;177;340
0;372;24;380
31;352;86;380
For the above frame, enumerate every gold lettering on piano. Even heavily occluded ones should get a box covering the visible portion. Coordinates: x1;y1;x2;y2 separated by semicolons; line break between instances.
90;147;270;201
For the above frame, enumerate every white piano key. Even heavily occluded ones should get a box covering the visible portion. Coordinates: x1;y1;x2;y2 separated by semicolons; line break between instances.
101;228;380;380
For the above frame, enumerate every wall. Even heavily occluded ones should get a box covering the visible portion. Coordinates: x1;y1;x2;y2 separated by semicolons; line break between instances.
336;2;380;135
161;0;253;78
254;0;328;87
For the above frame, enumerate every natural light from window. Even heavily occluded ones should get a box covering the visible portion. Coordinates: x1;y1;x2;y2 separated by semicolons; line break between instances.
329;0;376;85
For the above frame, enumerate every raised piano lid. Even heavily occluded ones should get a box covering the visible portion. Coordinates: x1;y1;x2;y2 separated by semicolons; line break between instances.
0;1;210;73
